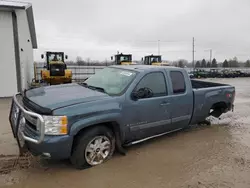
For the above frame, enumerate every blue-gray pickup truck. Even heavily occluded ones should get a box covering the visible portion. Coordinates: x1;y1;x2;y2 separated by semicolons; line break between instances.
9;65;235;169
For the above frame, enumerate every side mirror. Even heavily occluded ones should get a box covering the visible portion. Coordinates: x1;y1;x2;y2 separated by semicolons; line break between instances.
111;56;113;60
65;55;68;59
131;91;139;100
41;54;44;59
131;88;153;100
141;57;143;61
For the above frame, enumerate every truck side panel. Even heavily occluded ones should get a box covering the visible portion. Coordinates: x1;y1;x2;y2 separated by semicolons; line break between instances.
165;69;194;130
190;86;235;125
122;70;172;142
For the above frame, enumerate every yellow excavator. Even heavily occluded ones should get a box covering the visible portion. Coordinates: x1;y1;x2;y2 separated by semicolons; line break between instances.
143;54;169;66
40;51;72;85
111;52;136;65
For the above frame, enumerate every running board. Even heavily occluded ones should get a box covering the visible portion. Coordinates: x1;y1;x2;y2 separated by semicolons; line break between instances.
125;128;183;146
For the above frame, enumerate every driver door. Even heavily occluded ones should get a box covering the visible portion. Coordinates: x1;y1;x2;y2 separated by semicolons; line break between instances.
125;71;172;141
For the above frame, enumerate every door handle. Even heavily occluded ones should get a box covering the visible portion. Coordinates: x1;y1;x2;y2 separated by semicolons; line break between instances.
160;101;170;106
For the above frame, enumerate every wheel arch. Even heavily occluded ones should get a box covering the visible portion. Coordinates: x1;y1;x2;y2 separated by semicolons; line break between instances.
70;121;125;155
210;101;229;118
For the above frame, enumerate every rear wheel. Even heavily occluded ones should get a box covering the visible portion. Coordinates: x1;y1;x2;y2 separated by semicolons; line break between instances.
70;126;115;169
209;102;227;118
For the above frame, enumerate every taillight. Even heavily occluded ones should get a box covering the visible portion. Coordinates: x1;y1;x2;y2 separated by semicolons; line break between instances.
227;91;235;102
232;91;236;102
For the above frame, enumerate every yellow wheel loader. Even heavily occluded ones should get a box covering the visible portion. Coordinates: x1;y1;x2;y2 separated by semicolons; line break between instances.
111;52;136;65
40;51;72;85
143;54;169;66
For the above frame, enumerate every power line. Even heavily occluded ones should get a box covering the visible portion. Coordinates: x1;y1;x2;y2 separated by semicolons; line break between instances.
132;40;190;44
117;49;193;53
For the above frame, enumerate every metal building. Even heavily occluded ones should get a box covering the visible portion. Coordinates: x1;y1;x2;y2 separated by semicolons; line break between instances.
0;1;37;97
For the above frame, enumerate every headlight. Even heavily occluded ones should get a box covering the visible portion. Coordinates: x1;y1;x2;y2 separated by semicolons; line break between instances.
42;116;68;135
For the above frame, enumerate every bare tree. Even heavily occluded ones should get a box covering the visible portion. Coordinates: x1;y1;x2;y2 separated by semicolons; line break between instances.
177;60;184;68
76;56;84;65
228;57;239;67
245;60;250;67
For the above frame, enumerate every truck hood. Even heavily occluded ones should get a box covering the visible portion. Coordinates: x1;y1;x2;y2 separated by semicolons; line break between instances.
24;83;110;110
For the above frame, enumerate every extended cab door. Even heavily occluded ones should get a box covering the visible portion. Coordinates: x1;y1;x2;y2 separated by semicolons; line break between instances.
124;71;172;141
167;70;194;130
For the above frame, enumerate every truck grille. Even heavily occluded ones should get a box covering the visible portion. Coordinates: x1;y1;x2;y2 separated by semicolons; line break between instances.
24;115;37;131
9;94;46;144
16;95;38;132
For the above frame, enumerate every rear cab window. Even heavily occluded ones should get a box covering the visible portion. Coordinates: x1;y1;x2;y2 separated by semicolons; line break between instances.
170;71;186;94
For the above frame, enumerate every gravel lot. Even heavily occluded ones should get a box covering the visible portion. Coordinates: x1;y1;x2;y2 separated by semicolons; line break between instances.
1;78;250;188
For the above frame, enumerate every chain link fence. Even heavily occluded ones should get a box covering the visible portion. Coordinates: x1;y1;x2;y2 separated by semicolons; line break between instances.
34;63;250;82
34;63;106;82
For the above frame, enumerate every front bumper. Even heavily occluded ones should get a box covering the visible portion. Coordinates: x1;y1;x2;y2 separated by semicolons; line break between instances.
25;135;73;159
9;93;73;159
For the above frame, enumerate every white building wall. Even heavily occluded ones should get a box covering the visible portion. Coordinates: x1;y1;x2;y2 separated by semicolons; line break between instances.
0;6;36;97
15;9;34;91
0;11;18;97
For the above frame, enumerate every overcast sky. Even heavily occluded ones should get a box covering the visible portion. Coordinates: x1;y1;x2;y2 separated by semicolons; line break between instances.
29;0;250;62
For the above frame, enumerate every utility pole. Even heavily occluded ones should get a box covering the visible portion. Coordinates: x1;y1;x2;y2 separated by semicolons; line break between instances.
204;49;212;65
209;49;212;64
192;37;195;71
158;40;160;55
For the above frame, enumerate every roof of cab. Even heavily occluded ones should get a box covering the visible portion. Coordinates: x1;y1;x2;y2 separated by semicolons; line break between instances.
110;65;183;72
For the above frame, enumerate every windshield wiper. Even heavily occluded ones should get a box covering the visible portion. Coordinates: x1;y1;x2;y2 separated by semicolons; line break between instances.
88;85;107;93
79;82;88;87
79;83;107;93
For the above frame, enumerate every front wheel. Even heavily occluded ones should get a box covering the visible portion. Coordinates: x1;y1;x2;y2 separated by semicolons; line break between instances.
70;126;115;169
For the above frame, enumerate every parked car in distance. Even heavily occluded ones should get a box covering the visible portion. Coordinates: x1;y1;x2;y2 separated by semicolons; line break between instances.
9;65;235;169
188;72;194;78
234;70;247;77
193;69;209;78
208;69;223;78
221;69;236;78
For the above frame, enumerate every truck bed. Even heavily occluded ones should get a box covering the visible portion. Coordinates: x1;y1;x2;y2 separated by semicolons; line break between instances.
190;79;235;125
191;79;229;89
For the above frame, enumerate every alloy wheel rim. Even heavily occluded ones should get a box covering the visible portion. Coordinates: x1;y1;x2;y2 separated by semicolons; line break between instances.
85;136;111;166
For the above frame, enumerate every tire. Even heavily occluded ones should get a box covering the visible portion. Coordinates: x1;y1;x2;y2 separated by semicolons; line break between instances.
70;126;115;169
210;107;224;118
